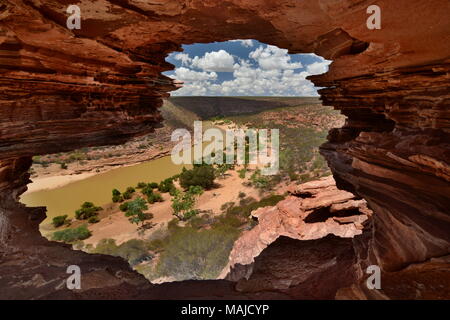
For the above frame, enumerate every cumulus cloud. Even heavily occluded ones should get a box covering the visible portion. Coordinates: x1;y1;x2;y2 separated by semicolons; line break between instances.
166;42;332;96
191;50;235;72
306;60;331;75
249;45;302;70
173;53;192;66
172;67;217;82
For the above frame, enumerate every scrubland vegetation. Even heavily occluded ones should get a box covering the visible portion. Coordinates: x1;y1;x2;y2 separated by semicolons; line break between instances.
87;193;285;281
46;100;342;282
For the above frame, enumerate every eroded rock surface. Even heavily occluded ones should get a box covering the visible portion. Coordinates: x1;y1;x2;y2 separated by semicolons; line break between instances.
1;0;449;299
221;176;371;280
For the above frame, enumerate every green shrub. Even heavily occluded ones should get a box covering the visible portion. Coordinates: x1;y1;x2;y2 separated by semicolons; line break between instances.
169;187;179;196
52;225;91;242
147;192;163;204
238;191;246;198
250;169;271;189
179;165;215;190
183;209;199;220
122;191;132;200
119;202;129;212
188;185;204;195
112;194;123;203
60;162;68;170
148;182;159;189
141;184;153;196
125;187;135;194
112;189;121;196
158;178;175;193
52;215;68;228
75;202;102;220
136;182;147;189
88;216;100;224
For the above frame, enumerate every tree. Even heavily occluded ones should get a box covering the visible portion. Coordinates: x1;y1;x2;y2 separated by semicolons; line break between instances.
112;189;123;202
52;215;68;228
124;197;151;226
171;191;198;221
179;165;215;190
75;202;102;220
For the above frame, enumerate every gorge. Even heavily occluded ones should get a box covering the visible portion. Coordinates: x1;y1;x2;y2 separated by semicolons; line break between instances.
0;0;449;299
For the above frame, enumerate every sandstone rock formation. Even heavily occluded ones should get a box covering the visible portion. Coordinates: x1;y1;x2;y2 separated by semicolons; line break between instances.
1;0;449;299
221;176;372;280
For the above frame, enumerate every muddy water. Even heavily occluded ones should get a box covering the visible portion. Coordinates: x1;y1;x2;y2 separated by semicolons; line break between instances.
20;154;192;226
20;121;218;226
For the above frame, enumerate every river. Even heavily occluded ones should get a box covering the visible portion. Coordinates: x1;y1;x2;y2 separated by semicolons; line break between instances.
19;121;219;227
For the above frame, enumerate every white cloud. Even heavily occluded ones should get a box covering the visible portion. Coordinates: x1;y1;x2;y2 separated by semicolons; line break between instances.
167;43;332;96
191;50;235;72
230;39;254;48
173;53;192;66
306;60;331;75
249;45;302;70
171;67;217;82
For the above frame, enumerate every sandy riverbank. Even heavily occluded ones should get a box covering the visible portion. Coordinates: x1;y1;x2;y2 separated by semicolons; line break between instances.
80;168;265;247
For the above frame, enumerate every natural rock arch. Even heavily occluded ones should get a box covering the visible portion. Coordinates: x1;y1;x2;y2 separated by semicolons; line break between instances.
0;0;449;299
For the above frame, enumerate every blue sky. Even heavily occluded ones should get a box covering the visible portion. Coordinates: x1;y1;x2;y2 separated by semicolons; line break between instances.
164;39;331;96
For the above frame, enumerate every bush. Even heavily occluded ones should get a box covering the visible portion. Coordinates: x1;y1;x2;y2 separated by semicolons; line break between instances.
60;162;68;170
148;182;159;189
88;216;100;224
141;184;153;197
119;202;129;212
158;178;175;193
188;185;204;195
52;225;91;242
112;189;121;196
238;169;246;179
75;202;102;220
250;169;271;189
179;165;215;190
112;194;123;203
125;187;135;194
136;182;147;189
238;192;246;198
52;215;68;228
147;192;163;204
122;191;132;200
183;209;199;220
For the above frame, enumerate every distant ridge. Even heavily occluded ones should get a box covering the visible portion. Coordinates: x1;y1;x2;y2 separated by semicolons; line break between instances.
163;96;321;121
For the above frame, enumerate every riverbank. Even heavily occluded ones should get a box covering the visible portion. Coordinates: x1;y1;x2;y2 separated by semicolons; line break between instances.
77;167;265;247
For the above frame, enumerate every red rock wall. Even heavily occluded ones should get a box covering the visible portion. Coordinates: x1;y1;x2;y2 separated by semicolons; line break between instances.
0;0;449;299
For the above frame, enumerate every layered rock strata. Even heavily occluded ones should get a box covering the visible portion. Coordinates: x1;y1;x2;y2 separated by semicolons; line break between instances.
0;0;449;299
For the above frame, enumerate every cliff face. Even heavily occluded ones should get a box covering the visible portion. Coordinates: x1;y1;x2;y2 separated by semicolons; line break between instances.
0;0;449;299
